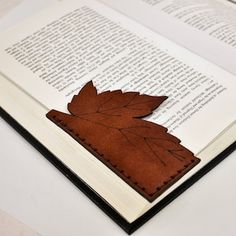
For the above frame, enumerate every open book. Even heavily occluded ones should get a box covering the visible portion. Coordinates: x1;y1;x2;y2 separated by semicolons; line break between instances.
0;0;235;233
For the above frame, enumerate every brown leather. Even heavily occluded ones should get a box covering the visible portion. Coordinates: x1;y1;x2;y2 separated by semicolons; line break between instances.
46;81;200;202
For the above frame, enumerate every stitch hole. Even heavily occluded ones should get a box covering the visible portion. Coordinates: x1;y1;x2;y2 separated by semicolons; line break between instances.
156;187;161;191
141;187;146;191
52;115;56;119
127;176;131;179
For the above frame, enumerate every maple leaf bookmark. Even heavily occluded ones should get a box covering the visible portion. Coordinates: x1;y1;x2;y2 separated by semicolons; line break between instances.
46;81;200;202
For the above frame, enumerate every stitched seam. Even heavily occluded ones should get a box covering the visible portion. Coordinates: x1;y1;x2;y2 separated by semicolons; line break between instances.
50;114;198;197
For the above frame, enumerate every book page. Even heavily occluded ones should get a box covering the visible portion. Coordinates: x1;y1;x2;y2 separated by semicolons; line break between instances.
100;0;236;75
0;0;235;155
0;0;22;19
0;0;62;32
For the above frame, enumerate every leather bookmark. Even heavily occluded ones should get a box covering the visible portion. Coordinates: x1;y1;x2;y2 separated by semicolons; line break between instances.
46;81;200;202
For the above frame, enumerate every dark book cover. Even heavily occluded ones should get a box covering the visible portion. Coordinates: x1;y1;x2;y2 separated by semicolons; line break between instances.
1;106;235;234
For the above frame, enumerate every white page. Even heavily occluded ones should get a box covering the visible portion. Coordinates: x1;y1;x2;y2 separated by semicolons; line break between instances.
0;0;235;155
100;0;236;75
0;0;62;32
0;0;23;19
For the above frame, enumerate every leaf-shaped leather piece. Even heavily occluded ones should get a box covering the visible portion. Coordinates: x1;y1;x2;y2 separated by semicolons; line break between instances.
68;81;167;118
47;81;200;202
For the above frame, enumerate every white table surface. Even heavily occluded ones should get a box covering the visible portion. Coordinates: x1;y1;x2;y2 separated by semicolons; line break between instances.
0;116;236;236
